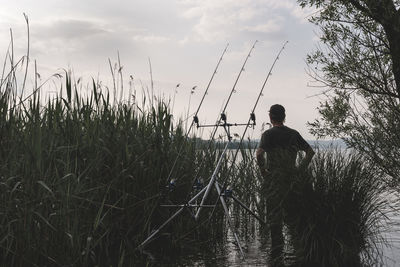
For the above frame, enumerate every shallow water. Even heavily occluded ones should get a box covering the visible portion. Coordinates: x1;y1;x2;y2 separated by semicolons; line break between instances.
139;149;400;266
142;208;400;267
380;193;400;267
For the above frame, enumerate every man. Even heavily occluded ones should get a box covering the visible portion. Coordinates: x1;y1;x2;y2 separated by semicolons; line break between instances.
256;104;314;266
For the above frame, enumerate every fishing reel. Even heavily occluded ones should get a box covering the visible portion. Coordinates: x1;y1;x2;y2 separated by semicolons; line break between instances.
166;179;177;192
250;112;256;128
193;177;204;191
221;113;227;124
193;115;200;128
223;186;233;198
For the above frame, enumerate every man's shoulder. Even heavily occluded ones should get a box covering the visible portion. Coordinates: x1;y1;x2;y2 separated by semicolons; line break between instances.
283;126;300;135
262;127;275;137
264;126;299;134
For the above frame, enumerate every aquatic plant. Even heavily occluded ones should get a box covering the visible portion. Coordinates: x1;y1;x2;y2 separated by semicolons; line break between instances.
283;149;388;266
0;63;230;265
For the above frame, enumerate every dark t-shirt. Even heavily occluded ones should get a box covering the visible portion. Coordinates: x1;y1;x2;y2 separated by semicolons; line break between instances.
259;126;311;172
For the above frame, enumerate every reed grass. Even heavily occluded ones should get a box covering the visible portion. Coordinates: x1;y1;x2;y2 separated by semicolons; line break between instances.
228;145;390;266
281;149;388;266
0;66;231;265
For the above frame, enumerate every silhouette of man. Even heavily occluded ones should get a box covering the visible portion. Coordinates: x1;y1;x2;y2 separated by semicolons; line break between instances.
256;104;314;266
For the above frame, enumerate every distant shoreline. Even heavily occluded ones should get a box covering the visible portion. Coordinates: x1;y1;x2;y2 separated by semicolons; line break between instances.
196;139;347;150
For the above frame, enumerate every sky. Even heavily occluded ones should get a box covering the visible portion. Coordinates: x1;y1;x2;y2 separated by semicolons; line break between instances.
0;0;323;140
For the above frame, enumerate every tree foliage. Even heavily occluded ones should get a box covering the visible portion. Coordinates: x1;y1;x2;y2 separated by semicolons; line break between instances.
299;0;400;183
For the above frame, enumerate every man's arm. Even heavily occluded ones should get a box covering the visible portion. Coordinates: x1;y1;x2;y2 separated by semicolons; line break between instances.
299;146;315;170
295;131;315;170
256;147;269;177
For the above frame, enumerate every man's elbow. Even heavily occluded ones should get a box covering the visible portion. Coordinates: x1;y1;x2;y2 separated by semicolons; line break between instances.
256;148;265;166
305;147;315;163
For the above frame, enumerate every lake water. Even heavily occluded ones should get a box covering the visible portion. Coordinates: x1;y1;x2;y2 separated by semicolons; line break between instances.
141;148;400;266
141;204;400;266
380;193;400;267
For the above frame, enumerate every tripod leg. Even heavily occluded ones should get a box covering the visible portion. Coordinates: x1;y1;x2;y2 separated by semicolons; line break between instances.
216;182;265;224
195;142;230;220
138;207;184;249
214;182;245;259
138;185;208;249
214;182;265;224
230;194;265;225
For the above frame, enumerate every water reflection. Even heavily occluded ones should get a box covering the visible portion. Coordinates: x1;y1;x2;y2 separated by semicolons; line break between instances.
380;193;400;267
140;209;400;267
140;215;282;267
141;225;268;266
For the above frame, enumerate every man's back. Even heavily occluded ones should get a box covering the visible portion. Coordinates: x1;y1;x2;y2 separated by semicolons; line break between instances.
259;125;310;172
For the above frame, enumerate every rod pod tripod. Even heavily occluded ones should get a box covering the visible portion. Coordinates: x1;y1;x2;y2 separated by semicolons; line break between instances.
138;41;288;259
139;114;265;259
139;41;260;257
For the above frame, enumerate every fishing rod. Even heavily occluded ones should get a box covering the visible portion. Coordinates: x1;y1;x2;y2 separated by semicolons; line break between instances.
173;40;259;258
207;41;289;222
138;41;258;251
138;43;229;250
186;40;258;218
185;41;289;258
164;43;229;185
204;40;258;126
168;40;257;206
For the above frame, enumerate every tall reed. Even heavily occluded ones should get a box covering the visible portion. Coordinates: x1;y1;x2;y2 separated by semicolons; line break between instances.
282;149;388;266
0;71;228;265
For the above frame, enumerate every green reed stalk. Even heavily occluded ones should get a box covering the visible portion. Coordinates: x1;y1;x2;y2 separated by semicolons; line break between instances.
0;69;228;265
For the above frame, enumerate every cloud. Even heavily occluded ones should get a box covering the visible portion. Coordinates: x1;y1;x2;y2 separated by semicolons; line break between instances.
290;5;316;22
242;18;283;33
179;0;257;42
132;34;170;43
178;0;312;43
257;0;316;22
35;19;108;40
28;17;171;59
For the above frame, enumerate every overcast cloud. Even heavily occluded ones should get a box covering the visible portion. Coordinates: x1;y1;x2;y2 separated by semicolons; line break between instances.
0;0;320;139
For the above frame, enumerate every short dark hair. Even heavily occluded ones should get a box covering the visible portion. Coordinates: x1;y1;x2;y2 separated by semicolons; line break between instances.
269;104;285;122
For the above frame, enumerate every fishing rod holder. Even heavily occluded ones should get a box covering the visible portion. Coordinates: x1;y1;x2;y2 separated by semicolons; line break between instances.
222;186;233;198
193;115;200;128
160;204;216;208
193;177;203;191
166;177;204;193
193;112;256;139
221;112;227;123
250;112;256;128
167;179;177;192
139;41;287;257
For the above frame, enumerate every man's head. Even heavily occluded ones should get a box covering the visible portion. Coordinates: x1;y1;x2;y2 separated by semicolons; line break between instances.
269;104;285;123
